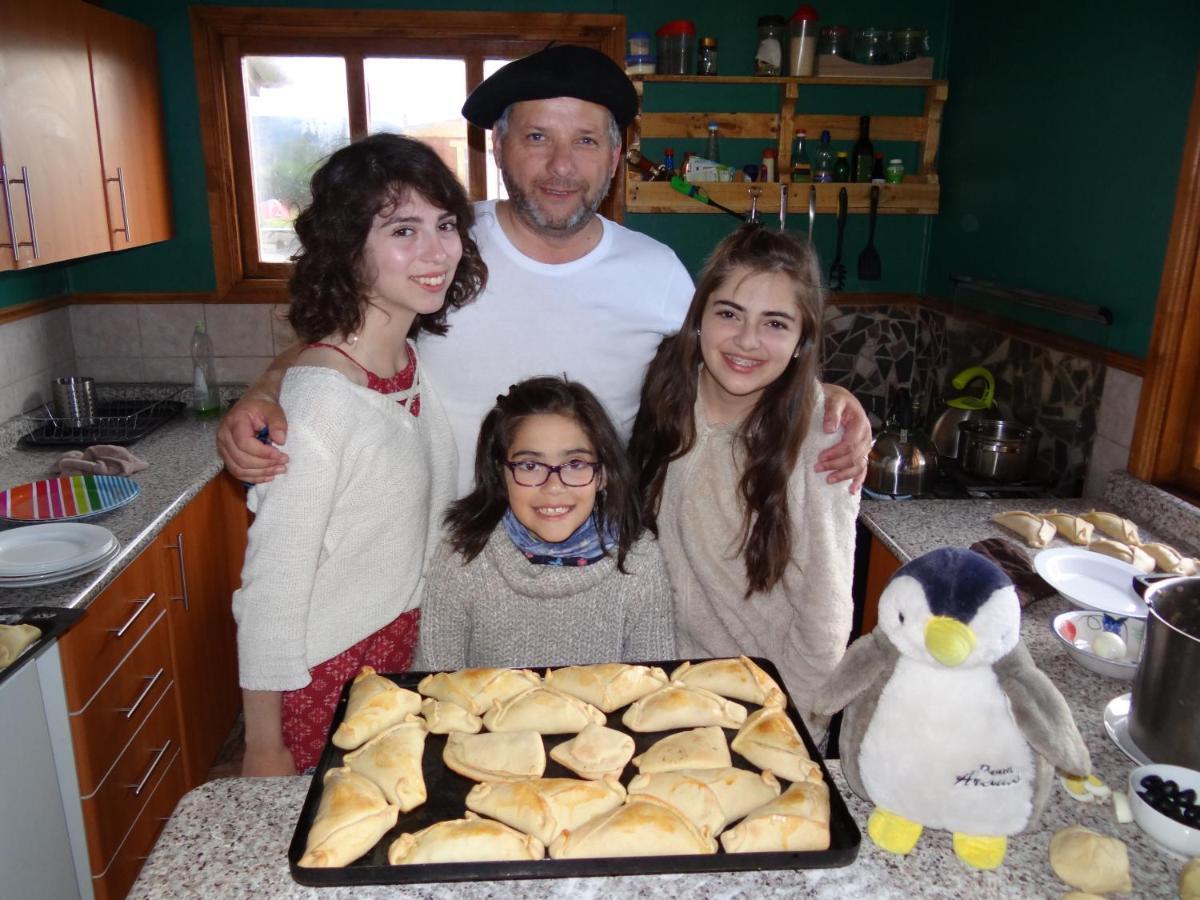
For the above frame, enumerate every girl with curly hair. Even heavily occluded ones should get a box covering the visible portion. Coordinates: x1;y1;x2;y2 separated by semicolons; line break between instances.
233;134;486;775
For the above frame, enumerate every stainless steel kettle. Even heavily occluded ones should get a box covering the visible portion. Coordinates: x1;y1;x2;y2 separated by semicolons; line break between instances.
866;389;939;497
930;366;996;460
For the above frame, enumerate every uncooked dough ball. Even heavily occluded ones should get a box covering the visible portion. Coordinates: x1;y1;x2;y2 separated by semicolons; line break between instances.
1048;825;1132;894
1181;857;1200;900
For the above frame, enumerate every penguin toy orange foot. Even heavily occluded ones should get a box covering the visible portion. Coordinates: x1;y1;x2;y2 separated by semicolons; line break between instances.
812;547;1090;869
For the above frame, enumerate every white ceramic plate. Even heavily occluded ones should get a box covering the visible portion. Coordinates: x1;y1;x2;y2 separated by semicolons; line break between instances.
1103;692;1153;766
1034;547;1149;619
0;523;117;577
0;544;119;588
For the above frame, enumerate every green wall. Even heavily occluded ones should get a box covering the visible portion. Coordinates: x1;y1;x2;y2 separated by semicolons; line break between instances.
926;0;1199;357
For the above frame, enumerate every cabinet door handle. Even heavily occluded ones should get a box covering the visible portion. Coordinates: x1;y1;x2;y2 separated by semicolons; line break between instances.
129;740;171;797
167;532;190;612
0;163;19;263
13;166;39;259
110;592;156;638
120;667;165;720
106;166;131;242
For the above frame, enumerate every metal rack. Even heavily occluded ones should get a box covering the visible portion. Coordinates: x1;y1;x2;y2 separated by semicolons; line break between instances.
19;390;186;448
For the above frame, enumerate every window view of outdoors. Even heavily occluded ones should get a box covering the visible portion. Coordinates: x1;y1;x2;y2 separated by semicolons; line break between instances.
483;58;510;200
365;58;467;183
242;56;349;262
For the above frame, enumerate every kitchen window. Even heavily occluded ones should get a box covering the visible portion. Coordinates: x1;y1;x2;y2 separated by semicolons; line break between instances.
192;7;625;302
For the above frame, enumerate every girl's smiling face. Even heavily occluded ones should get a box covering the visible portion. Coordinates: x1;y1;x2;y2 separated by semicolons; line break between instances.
504;413;603;543
698;266;805;422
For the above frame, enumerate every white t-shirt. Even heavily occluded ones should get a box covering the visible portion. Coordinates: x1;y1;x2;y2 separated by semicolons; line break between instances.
419;201;694;494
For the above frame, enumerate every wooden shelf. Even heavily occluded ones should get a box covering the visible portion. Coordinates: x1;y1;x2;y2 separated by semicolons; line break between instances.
626;179;940;216
633;74;944;88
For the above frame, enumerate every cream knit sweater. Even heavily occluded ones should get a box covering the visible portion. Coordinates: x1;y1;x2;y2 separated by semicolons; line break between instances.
416;526;675;671
656;383;860;734
233;364;456;691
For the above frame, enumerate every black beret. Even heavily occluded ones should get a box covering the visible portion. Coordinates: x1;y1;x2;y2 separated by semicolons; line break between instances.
462;44;638;130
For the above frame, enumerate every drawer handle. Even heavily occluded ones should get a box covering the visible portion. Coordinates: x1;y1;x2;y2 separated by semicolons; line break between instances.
111;593;157;638
120;667;165;720
166;532;190;612
130;741;171;797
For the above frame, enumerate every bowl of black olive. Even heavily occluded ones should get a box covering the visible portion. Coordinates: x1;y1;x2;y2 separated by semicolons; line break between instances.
1128;764;1200;857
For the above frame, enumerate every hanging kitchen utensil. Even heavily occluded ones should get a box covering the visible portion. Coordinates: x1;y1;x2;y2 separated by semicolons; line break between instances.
669;176;744;221
929;366;997;460
778;182;788;231
857;184;881;280
828;187;847;291
747;186;762;225
807;185;816;242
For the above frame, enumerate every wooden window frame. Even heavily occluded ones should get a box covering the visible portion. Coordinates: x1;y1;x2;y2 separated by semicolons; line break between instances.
191;7;626;303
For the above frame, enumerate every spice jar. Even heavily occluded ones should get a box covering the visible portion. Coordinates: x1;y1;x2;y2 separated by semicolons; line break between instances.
698;36;719;75
886;158;905;184
755;15;788;76
656;20;697;75
853;28;891;65
788;5;820;76
892;27;929;61
817;25;851;58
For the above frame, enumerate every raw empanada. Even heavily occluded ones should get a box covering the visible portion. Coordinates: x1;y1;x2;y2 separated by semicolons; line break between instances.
465;776;626;846
297;767;399;868
443;730;545;782
730;706;821;783
621;682;747;732
420;697;482;734
991;511;1056;549
632;726;731;774
543;663;669;713
1080;510;1142;546
417;667;540;715
331;666;422;750
669;656;785;707
719;779;830;852
342;715;428;811
1042;511;1095;546
548;796;718;859
549;723;635;780
482;686;605;734
1089;538;1154;573
627;767;782;835
0;623;41;668
387;812;544;864
1141;541;1195;575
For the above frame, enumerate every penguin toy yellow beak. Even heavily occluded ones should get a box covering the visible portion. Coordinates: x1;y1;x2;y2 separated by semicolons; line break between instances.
925;616;977;667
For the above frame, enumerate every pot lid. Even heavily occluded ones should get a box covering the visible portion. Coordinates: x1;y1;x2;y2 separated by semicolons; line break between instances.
947;365;995;410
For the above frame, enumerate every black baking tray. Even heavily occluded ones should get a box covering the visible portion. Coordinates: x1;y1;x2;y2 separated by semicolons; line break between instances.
0;605;84;688
287;657;861;887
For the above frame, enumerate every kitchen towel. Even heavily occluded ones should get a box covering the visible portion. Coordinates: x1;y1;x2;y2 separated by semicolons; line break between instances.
969;537;1057;608
54;445;148;478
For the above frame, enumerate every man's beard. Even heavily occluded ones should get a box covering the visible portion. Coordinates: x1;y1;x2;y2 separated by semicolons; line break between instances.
501;170;608;237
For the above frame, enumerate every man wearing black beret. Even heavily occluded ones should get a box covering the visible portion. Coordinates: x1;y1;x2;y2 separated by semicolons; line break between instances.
218;44;871;495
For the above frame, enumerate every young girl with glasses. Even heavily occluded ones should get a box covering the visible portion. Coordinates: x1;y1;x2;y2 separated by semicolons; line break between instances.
629;225;859;744
417;376;674;669
232;134;486;775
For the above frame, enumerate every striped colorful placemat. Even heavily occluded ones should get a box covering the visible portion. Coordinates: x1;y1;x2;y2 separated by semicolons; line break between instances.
0;475;141;522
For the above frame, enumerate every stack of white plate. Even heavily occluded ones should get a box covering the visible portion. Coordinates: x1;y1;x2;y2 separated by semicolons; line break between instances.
0;523;120;588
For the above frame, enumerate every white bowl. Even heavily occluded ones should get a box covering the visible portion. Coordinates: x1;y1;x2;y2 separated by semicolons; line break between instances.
1034;547;1149;618
1051;610;1144;680
1129;764;1200;858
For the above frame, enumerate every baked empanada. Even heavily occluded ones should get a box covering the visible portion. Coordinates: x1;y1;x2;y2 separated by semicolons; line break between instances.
331;666;422;750
627;767;782;835
482;686;605;734
543;663;669;713
1141;541;1195;575
719;779;831;853
1043;511;1095;546
1089;538;1155;573
342;715;428;811
548;796;718;859
387;812;544;864
549;723;635;780
631;726;731;774
0;623;41;668
991;511;1056;549
730;706;821;783
1081;510;1142;546
417;667;540;715
465;776;626;846
297;767;399;868
443;730;545;782
621;682;747;732
669;656;785;707
420;697;483;734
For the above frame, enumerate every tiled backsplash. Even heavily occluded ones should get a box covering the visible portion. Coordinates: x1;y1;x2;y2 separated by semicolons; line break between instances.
0;307;76;424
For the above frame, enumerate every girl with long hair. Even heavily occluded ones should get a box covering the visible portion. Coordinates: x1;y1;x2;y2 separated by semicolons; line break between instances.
629;225;859;741
417;376;674;669
233;134;486;775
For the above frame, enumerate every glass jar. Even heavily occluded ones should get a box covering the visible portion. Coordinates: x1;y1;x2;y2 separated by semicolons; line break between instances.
656;20;697;75
628;31;652;58
788;5;819;76
853;27;891;65
624;54;656;76
698;36;719;75
818;25;851;58
886;158;905;184
755;15;787;76
892;27;928;62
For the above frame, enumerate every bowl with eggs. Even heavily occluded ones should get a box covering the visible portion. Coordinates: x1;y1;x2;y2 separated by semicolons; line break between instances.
1051;610;1144;680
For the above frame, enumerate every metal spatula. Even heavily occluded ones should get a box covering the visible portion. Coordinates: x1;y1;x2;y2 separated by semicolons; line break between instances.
858;184;882;281
828;188;847;291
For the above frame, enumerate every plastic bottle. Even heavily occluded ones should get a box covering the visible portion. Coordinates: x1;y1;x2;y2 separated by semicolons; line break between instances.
790;129;812;183
851;115;874;183
813;129;835;183
704;121;721;164
760;148;777;182
190;321;220;417
663;148;676;176
834;151;851;183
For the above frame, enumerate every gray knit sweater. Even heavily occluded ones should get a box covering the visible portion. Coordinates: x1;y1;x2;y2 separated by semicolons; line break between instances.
415;526;675;670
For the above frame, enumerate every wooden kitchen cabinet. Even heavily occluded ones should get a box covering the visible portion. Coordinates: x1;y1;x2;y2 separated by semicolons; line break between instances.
861;533;903;635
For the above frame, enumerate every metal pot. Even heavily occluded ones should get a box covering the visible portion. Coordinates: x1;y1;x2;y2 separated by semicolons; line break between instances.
1130;575;1200;768
957;419;1040;482
866;429;939;496
930;366;996;460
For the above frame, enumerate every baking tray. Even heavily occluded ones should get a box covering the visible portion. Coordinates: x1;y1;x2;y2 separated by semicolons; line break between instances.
0;605;84;688
18;396;186;448
287;657;861;886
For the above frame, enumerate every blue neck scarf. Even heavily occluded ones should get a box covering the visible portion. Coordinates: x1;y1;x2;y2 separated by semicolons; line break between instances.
502;507;618;566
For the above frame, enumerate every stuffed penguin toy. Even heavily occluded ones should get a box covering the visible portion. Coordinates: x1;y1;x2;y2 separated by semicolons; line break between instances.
812;546;1090;870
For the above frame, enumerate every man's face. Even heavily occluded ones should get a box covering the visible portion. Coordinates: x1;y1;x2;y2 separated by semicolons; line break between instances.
494;97;621;238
